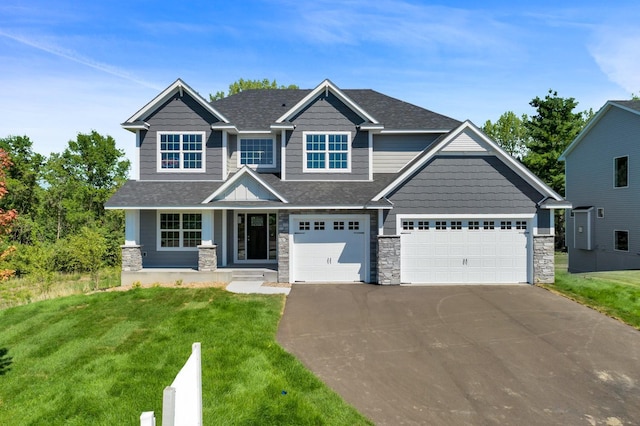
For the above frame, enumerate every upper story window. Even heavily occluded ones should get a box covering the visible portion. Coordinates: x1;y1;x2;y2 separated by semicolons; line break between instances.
158;132;206;172
239;137;275;168
614;156;628;188
303;132;351;172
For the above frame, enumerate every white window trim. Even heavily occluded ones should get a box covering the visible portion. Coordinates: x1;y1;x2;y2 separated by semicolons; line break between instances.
302;131;352;173
396;214;534;235
613;155;629;189
156;211;203;251
156;131;207;173
237;135;277;169
614;229;629;252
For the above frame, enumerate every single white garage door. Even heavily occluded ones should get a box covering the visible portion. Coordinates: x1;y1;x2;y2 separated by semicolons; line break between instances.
401;218;529;284
291;214;368;282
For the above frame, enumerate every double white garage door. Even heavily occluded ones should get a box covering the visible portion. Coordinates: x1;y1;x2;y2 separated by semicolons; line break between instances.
291;214;368;282
290;214;530;284
400;218;530;284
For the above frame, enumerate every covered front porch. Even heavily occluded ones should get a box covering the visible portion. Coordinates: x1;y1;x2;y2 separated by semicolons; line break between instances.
120;208;281;286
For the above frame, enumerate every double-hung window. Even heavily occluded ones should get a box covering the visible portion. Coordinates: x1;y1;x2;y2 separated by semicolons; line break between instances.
158;132;205;172
303;132;351;172
158;212;202;250
238;137;275;168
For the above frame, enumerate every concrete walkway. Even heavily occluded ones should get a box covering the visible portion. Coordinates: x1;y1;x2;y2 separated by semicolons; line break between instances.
278;284;640;425
226;281;290;295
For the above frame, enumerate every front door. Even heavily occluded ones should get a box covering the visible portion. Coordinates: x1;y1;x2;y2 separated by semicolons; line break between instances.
247;214;268;260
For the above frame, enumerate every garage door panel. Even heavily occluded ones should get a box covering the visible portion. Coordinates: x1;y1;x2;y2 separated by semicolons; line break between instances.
292;215;368;282
401;218;529;284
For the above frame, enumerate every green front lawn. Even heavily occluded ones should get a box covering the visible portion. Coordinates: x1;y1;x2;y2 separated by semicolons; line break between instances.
0;287;371;425
541;253;640;329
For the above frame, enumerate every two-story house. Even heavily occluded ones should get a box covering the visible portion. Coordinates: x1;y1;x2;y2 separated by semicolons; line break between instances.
560;100;640;272
106;79;568;285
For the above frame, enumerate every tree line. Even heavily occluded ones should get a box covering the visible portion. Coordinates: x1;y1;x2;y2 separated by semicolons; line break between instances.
0;132;129;281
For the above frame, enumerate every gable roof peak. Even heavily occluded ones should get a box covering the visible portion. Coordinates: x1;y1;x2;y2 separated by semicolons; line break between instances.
275;79;379;124
122;78;230;130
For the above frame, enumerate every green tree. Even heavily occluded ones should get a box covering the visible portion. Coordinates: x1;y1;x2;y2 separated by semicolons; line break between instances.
482;112;530;160
209;78;299;101
522;90;589;196
41;131;130;240
0;136;45;244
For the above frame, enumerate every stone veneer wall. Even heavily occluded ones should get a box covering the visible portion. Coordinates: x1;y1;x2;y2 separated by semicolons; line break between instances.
277;210;378;283
198;245;217;272
377;235;400;285
121;245;143;271
533;235;555;283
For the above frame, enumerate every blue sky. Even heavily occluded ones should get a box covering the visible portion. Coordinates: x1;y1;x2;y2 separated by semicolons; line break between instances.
1;0;639;177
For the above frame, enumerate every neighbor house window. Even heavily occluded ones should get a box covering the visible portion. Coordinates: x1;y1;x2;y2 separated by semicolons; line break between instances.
158;132;205;171
303;132;350;172
239;137;275;168
158;213;202;250
597;208;605;219
614;156;628;188
614;230;629;251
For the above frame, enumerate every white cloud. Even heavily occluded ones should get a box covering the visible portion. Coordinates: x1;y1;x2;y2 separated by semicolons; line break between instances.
589;26;640;94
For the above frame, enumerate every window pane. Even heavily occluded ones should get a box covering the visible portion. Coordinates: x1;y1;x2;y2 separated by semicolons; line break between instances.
237;214;245;260
329;152;348;169
240;139;273;165
307;152;325;169
182;214;202;230
183;152;202;169
183;231;201;248
615;157;628;187
615;231;629;251
161;231;180;247
269;214;277;260
160;213;180;230
161;153;180;169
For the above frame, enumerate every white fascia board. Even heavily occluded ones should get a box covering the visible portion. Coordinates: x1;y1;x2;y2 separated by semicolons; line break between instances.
121;122;150;132
270;124;295;130
126;79;230;124
372;120;565;202
539;200;573;209
378;129;452;134
397;213;536;219
202;166;288;203
276;79;379;124
107;204;393;211
211;124;238;134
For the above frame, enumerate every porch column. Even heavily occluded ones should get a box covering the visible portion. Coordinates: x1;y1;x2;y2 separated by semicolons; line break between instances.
198;211;217;271
122;209;142;271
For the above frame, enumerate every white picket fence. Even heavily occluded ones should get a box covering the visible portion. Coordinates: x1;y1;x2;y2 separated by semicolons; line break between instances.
141;342;203;426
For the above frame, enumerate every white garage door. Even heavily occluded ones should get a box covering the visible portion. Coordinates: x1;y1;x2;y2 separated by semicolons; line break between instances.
291;215;368;282
401;218;529;284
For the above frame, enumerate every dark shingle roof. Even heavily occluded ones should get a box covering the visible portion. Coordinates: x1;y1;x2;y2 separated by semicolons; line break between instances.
611;100;640;113
210;88;461;130
105;174;397;209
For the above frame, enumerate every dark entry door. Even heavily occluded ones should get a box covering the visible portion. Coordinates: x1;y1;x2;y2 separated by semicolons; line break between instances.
247;214;268;259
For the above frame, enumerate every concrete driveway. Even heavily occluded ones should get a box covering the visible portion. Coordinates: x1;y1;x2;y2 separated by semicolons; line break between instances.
277;284;640;425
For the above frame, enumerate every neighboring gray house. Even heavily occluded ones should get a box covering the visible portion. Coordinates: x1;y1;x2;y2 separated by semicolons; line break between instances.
560;100;640;273
106;78;568;285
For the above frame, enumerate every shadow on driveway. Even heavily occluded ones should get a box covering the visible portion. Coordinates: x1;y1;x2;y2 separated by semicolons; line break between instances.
277;284;640;425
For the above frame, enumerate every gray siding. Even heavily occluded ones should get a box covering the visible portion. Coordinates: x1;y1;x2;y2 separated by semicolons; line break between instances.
139;210;198;268
285;93;369;180
373;134;441;173
383;156;543;234
139;93;224;181
565;106;640;272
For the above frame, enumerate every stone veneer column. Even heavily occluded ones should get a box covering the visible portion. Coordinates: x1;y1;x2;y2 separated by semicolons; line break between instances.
198;245;217;272
277;213;290;283
533;235;555;283
121;245;143;272
377;235;401;285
